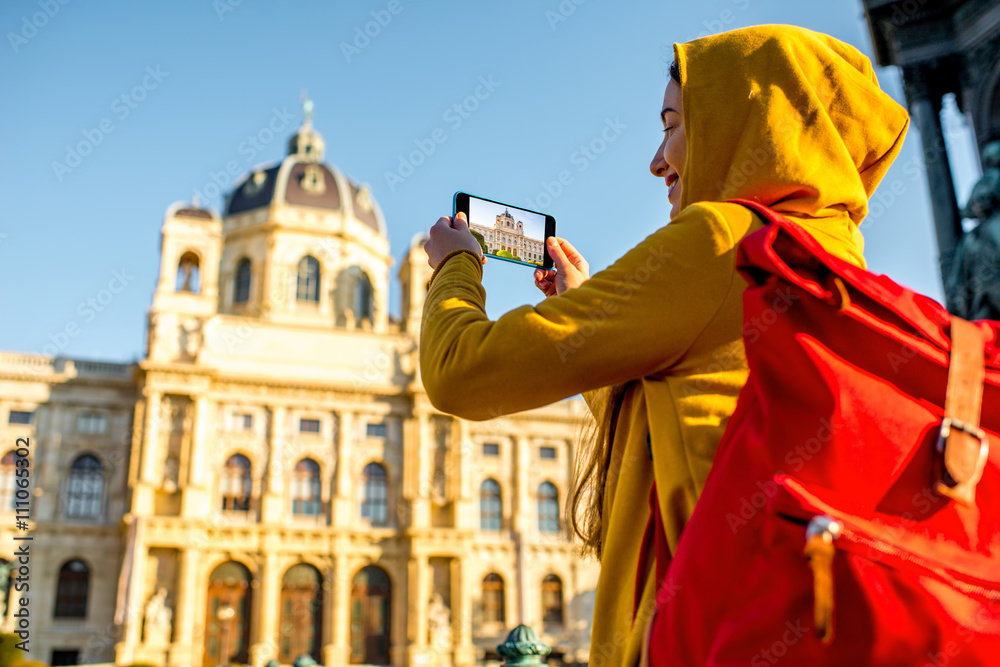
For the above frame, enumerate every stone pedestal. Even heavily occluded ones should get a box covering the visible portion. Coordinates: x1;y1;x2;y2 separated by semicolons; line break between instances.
324;642;349;667
250;641;277;667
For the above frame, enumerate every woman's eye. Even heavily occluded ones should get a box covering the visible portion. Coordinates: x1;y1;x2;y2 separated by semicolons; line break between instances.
663;126;674;136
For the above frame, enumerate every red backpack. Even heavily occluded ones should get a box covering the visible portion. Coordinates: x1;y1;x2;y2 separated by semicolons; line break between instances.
644;201;1000;665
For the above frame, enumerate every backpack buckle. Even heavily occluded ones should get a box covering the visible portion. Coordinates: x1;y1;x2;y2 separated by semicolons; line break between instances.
935;417;990;506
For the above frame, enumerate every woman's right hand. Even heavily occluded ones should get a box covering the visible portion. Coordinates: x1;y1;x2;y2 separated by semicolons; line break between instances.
534;236;590;297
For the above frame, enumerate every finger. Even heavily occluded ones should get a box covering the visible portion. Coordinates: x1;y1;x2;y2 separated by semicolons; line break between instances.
535;279;554;296
453;211;469;231
547;236;570;271
433;216;453;232
555;237;587;268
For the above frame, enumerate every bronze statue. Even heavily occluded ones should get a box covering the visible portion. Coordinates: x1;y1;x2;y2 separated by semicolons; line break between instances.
946;140;1000;320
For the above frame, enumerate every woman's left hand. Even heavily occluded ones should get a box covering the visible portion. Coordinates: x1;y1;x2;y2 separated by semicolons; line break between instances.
424;212;486;269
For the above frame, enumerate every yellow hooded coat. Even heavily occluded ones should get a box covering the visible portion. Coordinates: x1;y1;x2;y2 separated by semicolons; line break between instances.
420;25;908;667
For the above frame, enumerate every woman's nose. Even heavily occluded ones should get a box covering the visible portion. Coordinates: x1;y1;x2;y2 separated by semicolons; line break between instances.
649;139;667;177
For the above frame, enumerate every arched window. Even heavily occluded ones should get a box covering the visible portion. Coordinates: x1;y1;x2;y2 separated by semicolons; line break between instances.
334;266;375;328
221;454;252;512
480;479;502;531
350;566;391;664
296;256;320;302
292;458;321;516
54;559;90;618
205;561;252;666
360;463;387;526
65;454;103;519
279;564;323;663
234;258;252;304
538;482;559;534
542;574;564;625
176;251;201;294
355;271;374;323
482;573;505;624
0;451;16;511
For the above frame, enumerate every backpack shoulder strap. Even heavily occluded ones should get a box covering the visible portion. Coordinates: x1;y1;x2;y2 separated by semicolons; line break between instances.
936;318;989;506
726;198;790;225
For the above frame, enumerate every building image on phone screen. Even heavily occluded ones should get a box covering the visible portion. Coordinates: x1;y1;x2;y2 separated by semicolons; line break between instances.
467;199;546;265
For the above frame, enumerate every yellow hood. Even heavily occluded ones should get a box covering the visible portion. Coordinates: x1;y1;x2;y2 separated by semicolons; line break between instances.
674;24;910;267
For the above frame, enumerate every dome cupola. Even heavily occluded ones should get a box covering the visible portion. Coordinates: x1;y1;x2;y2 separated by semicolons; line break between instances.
287;96;325;162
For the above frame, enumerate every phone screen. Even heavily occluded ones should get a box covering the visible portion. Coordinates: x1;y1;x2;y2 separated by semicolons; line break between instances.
455;192;556;270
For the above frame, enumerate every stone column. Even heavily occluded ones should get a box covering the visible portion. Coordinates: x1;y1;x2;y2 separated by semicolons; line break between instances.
512;436;532;533
903;64;962;286
182;396;212;517
188;397;211;486
404;413;432;528
261;405;287;523
169;548;200;667
252;552;281;665
139;391;163;483
565;563;577;653
407;555;430;656
454;421;475;531
320;564;336;666
513;436;532;626
134;390;162;515
35;403;62;522
452;558;476;667
334;411;355;525
116;520;148;666
327;552;351;666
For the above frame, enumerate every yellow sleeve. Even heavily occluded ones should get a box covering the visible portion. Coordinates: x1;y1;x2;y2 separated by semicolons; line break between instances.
419;203;739;420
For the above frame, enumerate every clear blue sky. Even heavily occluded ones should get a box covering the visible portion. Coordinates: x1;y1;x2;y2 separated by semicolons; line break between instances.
0;0;982;362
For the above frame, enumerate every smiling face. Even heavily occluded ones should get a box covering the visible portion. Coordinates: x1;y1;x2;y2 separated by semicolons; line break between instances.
649;78;687;219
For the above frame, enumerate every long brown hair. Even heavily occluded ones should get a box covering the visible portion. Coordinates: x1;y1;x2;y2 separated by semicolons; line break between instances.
568;382;628;558
567;61;682;559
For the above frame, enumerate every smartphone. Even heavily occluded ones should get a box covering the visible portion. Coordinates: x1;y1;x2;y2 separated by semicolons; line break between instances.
453;192;556;270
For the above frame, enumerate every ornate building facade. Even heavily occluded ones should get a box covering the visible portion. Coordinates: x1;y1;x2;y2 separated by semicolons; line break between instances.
469;210;545;265
861;0;1000;296
0;108;597;667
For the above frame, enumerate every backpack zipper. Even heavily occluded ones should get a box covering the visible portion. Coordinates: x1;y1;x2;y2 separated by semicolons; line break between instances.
804;514;840;644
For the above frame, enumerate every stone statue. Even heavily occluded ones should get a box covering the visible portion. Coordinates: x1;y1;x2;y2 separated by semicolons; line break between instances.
143;587;173;645
428;592;452;652
293;654;318;667
178;254;199;293
179;318;204;359
161;457;179;492
946;140;1000;320
302;95;314;127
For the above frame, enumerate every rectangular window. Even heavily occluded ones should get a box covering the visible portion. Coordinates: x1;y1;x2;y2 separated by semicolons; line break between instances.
539;446;557;460
483;443;500;457
234;413;253;430
299;418;321;433
8;411;33;425
77;411;107;435
51;650;80;666
366;422;387;438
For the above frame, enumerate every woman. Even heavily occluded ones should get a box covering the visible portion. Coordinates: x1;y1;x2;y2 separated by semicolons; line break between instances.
421;24;908;667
